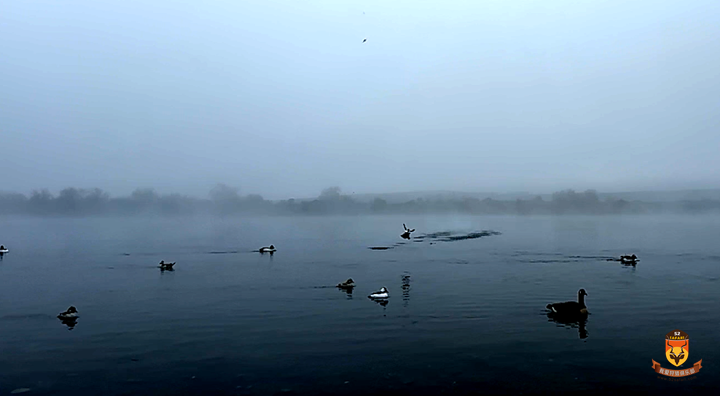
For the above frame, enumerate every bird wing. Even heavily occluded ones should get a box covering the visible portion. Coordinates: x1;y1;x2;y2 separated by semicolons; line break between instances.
547;301;581;312
403;224;408;230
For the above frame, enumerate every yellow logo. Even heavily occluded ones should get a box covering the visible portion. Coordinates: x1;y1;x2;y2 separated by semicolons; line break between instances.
665;330;689;367
652;329;702;377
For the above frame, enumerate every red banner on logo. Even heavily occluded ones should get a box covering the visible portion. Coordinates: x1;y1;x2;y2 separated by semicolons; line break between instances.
652;360;702;377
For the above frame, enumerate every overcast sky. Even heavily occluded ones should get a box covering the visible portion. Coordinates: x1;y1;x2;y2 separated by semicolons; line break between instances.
2;0;719;199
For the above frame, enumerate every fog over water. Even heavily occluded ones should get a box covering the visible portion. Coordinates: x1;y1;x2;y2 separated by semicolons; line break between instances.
3;0;720;199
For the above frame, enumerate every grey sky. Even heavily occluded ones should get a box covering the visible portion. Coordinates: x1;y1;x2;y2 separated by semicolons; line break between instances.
2;0;719;200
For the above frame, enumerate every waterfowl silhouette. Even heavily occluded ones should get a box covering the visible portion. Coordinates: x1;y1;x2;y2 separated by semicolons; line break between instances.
362;38;367;43
620;254;638;264
159;261;176;270
58;306;79;320
337;278;356;289
259;245;276;253
0;245;7;254
546;289;588;315
368;287;389;299
400;224;415;239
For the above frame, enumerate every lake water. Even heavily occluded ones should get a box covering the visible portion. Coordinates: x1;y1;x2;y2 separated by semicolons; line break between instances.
1;215;718;395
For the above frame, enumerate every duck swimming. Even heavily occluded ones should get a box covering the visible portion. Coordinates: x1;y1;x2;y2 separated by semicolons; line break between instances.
368;287;389;299
259;245;276;253
337;278;355;289
0;245;7;253
58;306;79;319
546;289;588;315
620;254;638;263
159;260;176;270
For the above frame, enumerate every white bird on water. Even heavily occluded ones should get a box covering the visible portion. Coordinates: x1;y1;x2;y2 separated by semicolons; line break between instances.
368;287;389;299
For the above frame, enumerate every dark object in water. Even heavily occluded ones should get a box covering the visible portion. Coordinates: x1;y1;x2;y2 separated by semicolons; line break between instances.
369;247;392;250
259;245;276;253
159;261;176;270
547;311;589;340
546;289;588;315
57;306;79;330
401;223;416;239
57;306;78;319
620;254;638;264
337;278;355;289
372;299;388;307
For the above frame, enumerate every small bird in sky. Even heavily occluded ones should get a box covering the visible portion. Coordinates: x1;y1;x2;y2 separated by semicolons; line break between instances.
362;38;367;43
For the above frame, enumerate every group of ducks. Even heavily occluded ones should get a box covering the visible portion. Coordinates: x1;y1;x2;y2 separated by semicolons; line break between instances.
336;278;389;300
333;225;415;302
336;279;590;317
256;224;413;256
54;223;627;333
156;245;277;271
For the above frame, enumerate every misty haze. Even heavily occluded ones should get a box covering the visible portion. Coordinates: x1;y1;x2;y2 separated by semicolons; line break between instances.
1;1;719;395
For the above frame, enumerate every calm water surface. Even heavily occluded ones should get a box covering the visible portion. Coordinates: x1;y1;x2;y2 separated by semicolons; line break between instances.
0;215;718;395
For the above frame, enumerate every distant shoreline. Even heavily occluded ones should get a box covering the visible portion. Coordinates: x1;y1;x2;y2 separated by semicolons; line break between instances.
2;187;720;217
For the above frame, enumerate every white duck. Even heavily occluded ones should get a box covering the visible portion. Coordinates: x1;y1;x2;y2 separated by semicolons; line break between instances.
58;306;79;319
368;287;389;299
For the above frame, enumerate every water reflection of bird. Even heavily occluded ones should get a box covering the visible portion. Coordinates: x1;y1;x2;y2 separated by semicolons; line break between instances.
546;311;589;340
401;274;411;307
339;287;353;299
373;299;388;307
60;317;78;330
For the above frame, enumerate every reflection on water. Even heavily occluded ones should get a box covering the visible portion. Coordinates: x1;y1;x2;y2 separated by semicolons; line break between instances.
338;287;353;299
546;312;589;340
1;215;720;395
59;317;78;330
401;274;411;308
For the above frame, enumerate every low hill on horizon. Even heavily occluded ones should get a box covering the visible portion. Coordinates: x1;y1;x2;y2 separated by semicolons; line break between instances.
338;189;720;204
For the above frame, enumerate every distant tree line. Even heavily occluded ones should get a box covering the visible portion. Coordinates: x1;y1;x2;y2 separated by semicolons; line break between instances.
1;186;719;217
